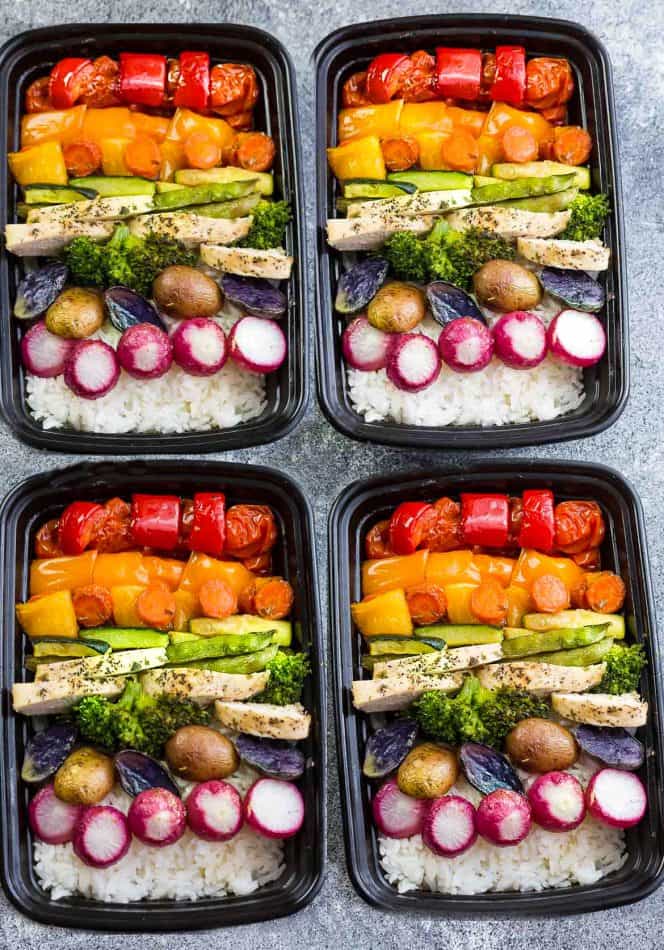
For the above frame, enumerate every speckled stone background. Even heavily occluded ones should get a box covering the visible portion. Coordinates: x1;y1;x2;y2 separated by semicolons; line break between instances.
0;0;662;947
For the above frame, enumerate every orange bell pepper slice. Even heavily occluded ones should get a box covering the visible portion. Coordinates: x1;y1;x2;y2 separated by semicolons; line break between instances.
511;548;584;593
29;551;97;597
426;550;481;588
20;105;87;148
82;107;137;144
93;552;149;590
399;101;453;137
481;102;552;145
445;106;486;138
362;549;428;598
474;555;515;587
505;585;533;627
166;108;234;150
338;100;404;142
173;589;201;631
178;551;254;599
130;112;170;142
476;133;505;175
143;556;185;591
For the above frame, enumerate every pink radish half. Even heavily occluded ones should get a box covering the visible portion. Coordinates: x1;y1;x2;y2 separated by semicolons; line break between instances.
21;320;74;378
117;324;173;380
72;805;131;868
475;789;532;847
386;333;441;392
342;316;392;371
422;795;477;857
438;317;494;373
492;311;547;369
63;340;120;399
547;309;606;367
586;767;647;829
28;783;84;845
527;771;586;832
172;318;228;376
229;316;287;374
127;788;186;847
244;778;304;839
186;780;243;842
372;777;427;839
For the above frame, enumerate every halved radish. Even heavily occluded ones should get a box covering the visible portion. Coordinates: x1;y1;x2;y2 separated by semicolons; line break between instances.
527;771;586;832
117;324;173;380
586;767;647;829
63;340;120;399
244;778;304;840
186;779;243;842
72;805;131;868
229;316;287;374
21;320;74;378
422;795;477;857
438;317;494;373
492;311;547;369
372;777;426;839
28;783;83;845
127;788;186;847
386;333;440;392
171;318;228;376
547;309;606;367
342;316;392;371
475;789;531;847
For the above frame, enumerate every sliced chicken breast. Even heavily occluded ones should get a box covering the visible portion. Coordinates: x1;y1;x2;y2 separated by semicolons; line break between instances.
214;700;311;740
12;677;126;716
326;215;434;252
476;662;605;695
517;237;610;270
373;643;503;679
445;206;571;238
34;648;168;683
351;672;464;713
5;221;114;257
129;213;251;247
140;667;268;705
347;189;473;221
26;195;154;225
200;244;293;279
551;691;648;727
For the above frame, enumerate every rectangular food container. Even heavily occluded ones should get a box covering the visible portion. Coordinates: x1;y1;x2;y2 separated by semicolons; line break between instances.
328;460;663;913
0;24;307;453
314;15;627;448
0;460;325;930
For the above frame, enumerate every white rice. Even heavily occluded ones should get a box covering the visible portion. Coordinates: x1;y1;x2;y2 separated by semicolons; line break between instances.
34;762;285;903
379;758;627;895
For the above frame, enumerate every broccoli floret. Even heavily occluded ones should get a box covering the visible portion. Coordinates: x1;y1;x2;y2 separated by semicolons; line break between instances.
480;688;550;747
136;692;210;753
382;232;429;282
445;228;515;289
72;694;117;750
239;200;291;250
63;237;107;287
257;652;310;706
560;193;610;242
595;643;646;695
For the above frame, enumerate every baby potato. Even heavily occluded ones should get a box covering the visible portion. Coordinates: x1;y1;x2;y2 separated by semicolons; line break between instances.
397;742;459;799
153;266;222;319
472;260;542;313
54;747;115;805
505;718;578;773
165;726;239;781
45;288;104;338
367;281;425;333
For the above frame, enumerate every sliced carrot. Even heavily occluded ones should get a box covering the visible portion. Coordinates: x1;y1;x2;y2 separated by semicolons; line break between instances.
136;586;177;630
183;132;222;170
381;137;419;172
470;579;508;625
124;135;161;179
199;578;238;619
405;583;447;626
72;584;112;628
531;574;570;614
253;577;294;620
440;128;479;173
502;125;538;163
63;140;102;178
585;572;626;614
234;131;276;172
552;126;592;166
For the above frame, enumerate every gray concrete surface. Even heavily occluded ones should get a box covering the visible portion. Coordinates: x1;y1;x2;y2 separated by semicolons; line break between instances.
0;0;662;946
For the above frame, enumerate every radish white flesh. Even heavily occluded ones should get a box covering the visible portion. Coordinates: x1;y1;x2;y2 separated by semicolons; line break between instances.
438;317;494;373
386;333;440;392
63;340;120;399
186;780;243;842
475;789;532;847
229;316;287;374
527;771;586;832
586;767;647;829
342;316;392;371
492;310;547;369
117;324;173;380
172;318;228;376
372;777;427;839
422;795;477;857
72;805;131;868
21;320;74;378
28;783;83;844
244;777;304;839
547;309;606;367
127;788;186;847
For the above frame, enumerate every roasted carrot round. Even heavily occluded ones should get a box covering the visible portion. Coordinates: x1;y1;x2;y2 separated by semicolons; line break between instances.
124;136;161;179
238;580;258;615
234;132;276;172
63;140;102;178
72;584;112;628
552;126;592;165
184;132;222;170
440;129;479;173
531;574;570;614
381;136;419;172
470;579;508;625
502;125;538;163
136;587;177;630
585;572;626;614
406;583;447;626
254;577;294;620
199;578;238;619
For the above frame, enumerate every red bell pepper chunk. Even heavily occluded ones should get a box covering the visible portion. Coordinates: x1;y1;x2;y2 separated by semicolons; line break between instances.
58;501;107;556
174;51;211;112
188;492;226;557
365;52;411;104
119;53;167;108
435;47;482;101
389;501;433;555
131;494;181;551
490;46;526;106
518;489;555;553
49;58;94;109
461;494;510;548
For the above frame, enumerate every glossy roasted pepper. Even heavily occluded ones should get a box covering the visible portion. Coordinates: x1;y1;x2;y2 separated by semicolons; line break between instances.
327;135;387;181
130;112;170;142
131;494;181;551
49;58;94;109
474;554;516;587
461;494;510;549
110;585;147;627
119;52;167;108
337;100;403;142
351;588;413;637
362;549;429;597
389;501;434;555
178;551;254;599
17;589;78;639
414;132;450;170
8;141;68;186
143;556;185;591
490;46;526;106
365;53;411;103
166;108;235;148
482;101;552;146
399;101;453;137
435;48;482;101
29;551;97;597
20;104;87;148
443;583;478;625
518;489;555;553
174;51;211;111
426;550;481;587
188;492;226;558
100;137;132;175
58;501;107;556
505;584;532;627
172;589;201;631
93;552;149;589
82;107;137;144
511;548;584;593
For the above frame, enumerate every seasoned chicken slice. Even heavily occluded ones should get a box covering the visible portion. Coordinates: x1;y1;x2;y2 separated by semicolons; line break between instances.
35;648;168;683
201;244;293;279
12;677;126;715
326;215;434;252
551;691;648;727
445;206;571;239
351;672;464;713
346;189;472;220
129;213;251;247
215;701;311;740
140;668;268;705
517;237;610;270
5;221;114;257
26;195;154;225
476;662;605;695
372;643;503;679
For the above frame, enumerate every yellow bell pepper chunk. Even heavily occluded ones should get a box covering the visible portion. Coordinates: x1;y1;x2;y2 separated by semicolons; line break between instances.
173;589;201;632
505;585;532;627
159;139;187;181
178;551;254;599
82;107;137;145
29;551;97;597
166;108;234;149
362;549;428;597
414;132;451;170
476;133;504;175
131;112;170;142
338;100;403;142
426;550;481;587
111;585;147;628
351;589;413;638
17;590;78;639
100;138;133;176
444;583;478;625
327;135;386;182
400;102;453;137
8;141;68;187
20;105;87;148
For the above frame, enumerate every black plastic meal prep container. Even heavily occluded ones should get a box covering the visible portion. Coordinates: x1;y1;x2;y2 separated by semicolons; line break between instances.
0;460;326;930
314;15;628;449
0;24;307;453
328;460;664;914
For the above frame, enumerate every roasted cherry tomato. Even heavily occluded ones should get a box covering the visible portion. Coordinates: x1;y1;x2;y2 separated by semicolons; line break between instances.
188;492;226;558
365;519;395;560
58;501;107;556
131;494;181;551
342;70;370;108
554;500;605;555
572;547;601;571
92;497;133;554
478;52;497;102
398;50;437;102
365;52;412;103
210;63;259;116
435;47;482;101
425;497;462;552
49;58;94;109
518;489;555;553
79;56;122;108
505;496;524;551
389;501;434;555
526;57;574;111
35;519;63;559
490;46;526;107
174;51;210;112
225;504;277;559
461;494;510;549
25;77;53;113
